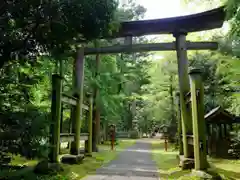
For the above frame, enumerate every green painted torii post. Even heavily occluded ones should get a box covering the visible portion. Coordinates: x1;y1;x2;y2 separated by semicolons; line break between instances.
189;68;208;170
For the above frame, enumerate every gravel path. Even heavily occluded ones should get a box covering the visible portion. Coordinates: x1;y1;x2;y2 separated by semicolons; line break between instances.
81;139;159;180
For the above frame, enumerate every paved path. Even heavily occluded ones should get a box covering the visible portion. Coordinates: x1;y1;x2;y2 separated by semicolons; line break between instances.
82;139;159;180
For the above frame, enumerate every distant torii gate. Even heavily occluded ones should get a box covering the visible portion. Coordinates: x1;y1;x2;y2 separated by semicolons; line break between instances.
50;6;225;171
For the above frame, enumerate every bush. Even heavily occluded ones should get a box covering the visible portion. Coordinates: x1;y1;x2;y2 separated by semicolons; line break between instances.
0;151;11;165
129;130;139;139
0;107;50;160
116;132;129;138
228;131;240;159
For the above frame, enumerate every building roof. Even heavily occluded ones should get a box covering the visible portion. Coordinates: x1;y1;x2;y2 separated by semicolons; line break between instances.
204;106;238;124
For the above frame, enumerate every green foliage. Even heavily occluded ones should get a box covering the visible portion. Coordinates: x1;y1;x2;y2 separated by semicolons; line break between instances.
228;131;240;159
0;57;53;160
226;0;240;37
0;152;11;164
139;37;239;135
0;0;149;162
0;107;50;159
0;0;118;68
138;52;178;129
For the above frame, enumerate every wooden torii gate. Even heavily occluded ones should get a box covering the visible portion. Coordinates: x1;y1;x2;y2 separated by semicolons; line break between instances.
50;6;225;170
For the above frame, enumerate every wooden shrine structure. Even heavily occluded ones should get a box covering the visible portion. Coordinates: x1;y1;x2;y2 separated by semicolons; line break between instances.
49;6;226;171
205;106;239;158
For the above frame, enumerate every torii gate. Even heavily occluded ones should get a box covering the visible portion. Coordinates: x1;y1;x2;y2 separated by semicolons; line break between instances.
50;6;225;171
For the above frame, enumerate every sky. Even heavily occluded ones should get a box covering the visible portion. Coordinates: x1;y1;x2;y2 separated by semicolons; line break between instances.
136;0;189;19
133;0;229;38
133;0;222;19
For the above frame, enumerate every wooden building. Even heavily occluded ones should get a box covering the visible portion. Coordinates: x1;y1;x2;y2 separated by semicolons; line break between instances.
205;106;239;157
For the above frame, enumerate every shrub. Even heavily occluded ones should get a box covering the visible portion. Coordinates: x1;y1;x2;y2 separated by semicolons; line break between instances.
116;132;129;138
228;131;240;159
0;151;11;165
129;130;139;139
0;107;50;160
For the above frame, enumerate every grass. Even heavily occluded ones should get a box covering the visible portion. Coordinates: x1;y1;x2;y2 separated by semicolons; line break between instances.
0;139;136;180
151;140;192;180
151;140;240;180
10;154;39;166
0;154;39;179
208;157;240;179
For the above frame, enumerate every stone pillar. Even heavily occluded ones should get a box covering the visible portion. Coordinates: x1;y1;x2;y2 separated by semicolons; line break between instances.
189;68;208;170
174;33;194;160
71;47;85;155
49;74;63;163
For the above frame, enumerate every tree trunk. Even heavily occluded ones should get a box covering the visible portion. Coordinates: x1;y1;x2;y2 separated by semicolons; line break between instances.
92;48;101;152
92;109;98;152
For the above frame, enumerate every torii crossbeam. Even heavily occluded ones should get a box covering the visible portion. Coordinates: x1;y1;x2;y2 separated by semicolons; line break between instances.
86;6;225;54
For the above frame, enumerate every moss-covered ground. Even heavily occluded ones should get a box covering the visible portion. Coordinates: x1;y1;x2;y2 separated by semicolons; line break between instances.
151;139;240;180
0;139;136;180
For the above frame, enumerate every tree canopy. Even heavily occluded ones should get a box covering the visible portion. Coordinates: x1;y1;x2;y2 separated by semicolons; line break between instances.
0;0;118;68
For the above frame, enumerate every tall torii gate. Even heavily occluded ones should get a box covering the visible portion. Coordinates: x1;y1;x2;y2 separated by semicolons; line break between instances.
51;6;225;171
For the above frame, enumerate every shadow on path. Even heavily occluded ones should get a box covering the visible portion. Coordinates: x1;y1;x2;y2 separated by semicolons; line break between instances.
82;139;159;180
